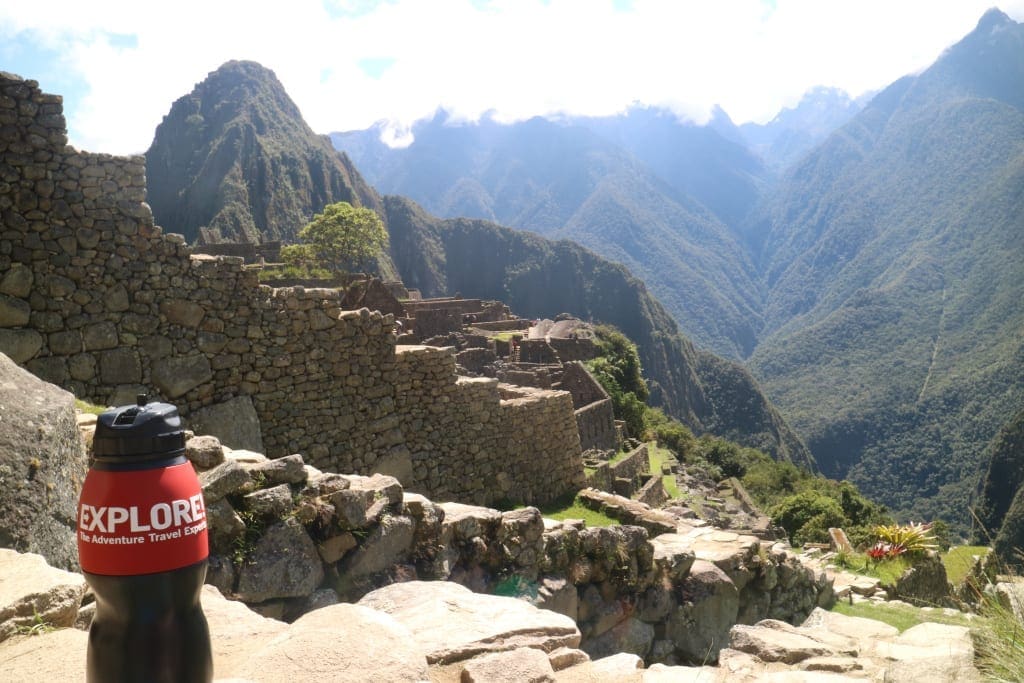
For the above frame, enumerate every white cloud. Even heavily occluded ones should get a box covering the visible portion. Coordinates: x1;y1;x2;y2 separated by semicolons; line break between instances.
2;0;1022;154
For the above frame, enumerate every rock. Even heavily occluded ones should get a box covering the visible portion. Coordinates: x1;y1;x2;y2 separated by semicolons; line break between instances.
0;328;42;363
729;621;849;663
582;616;655;660
247;453;307;485
0;294;30;327
0;263;33;298
205;554;237;596
0;549;87;642
548;646;590;671
243;484;294;518
888;553;951;607
0;627;88;680
461;647;556;682
230;602;429;682
317;532;357;563
800;607;899;642
288;587;340;621
534;576;579;620
199;584;288;674
358;581;580;665
81;322;118;351
185;434;225;469
642;663;721;682
235;518;324;602
441;502;504;541
98;347;141;384
337;514;415;580
665;559;739;664
188;395;264;453
373;446;414;487
159;299;206;328
649;533;697;580
556;652;644;682
206;499;246;552
879;622;979;682
200;459;252;503
992;580;1024;621
0;353;86;569
151;354;212;399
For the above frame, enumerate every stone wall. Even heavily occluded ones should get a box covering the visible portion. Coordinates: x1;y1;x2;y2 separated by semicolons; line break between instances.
575;399;617;452
0;72;584;507
549;337;598;362
189;442;834;667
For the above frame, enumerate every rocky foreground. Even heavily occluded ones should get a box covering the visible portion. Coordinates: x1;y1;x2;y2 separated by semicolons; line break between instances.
0;548;981;681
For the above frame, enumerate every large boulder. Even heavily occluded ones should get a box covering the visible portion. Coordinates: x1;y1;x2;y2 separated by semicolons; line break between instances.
665;559;739;664
0;549;86;642
358;580;580;665
235;518;324;603
0;353;86;569
187;395;264;453
887;553;951;607
228;602;429;682
0;576;430;682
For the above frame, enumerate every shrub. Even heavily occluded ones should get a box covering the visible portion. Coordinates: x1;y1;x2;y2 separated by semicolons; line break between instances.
872;522;938;557
770;491;847;545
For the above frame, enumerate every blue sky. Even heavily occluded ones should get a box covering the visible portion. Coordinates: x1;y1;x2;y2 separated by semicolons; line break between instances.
2;0;1021;154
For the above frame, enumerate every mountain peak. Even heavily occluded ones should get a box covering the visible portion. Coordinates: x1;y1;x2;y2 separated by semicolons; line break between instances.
976;7;1013;32
145;59;381;245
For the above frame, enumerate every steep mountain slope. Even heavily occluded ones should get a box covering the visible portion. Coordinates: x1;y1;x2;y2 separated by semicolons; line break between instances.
384;195;811;465
146;61;381;244
749;9;1024;526
739;87;867;173
141;59;812;467
333;112;766;358
974;408;1024;566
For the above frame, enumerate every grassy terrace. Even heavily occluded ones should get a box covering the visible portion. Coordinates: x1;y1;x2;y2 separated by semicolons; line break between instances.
647;443;680;499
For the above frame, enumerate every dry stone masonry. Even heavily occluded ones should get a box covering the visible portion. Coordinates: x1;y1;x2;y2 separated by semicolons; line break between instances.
0;72;585;507
183;435;832;667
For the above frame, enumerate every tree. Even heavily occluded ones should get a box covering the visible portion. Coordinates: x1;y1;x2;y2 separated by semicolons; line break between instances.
294;202;388;273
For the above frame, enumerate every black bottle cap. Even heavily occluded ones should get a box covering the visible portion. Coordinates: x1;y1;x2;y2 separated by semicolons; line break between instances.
92;395;186;462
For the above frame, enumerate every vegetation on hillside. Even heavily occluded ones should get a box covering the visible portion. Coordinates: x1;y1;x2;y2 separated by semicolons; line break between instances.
749;12;1024;532
383;195;814;468
584;322;888;547
974;407;1024;569
145;60;383;247
334;111;766;357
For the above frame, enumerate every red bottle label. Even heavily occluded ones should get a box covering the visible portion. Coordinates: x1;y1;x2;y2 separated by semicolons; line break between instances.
77;462;209;575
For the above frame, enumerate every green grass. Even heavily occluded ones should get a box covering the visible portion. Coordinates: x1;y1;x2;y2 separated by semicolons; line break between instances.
75;399;106;415
647;443;681;499
538;494;619;527
943;545;990;585
608;449;631;466
257;264;334;281
974;588;1024;681
831;600;972;633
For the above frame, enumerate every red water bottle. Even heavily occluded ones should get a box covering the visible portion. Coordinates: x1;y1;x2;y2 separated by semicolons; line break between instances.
78;395;213;682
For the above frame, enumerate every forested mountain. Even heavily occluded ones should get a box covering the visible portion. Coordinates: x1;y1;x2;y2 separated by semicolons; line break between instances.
383;195;811;465
738;86;867;172
333;9;1024;529
333;111;767;357
145;61;381;245
974;408;1024;567
749;8;1024;527
142;58;813;468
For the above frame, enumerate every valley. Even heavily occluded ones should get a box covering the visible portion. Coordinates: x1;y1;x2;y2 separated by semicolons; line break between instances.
334;9;1024;533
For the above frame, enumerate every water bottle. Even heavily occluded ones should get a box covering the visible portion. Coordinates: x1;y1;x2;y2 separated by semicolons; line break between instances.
77;395;213;682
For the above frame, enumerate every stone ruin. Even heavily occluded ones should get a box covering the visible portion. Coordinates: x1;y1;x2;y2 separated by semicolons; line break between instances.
0;71;585;508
